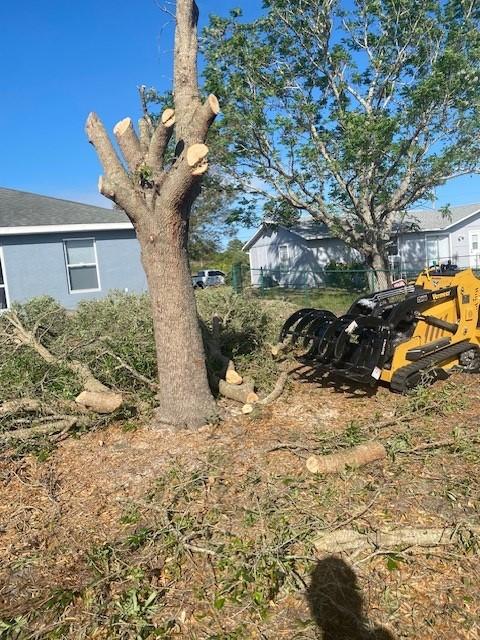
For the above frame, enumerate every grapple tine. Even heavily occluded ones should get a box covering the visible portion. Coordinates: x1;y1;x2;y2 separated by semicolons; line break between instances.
279;308;315;342
302;310;336;348
290;310;323;345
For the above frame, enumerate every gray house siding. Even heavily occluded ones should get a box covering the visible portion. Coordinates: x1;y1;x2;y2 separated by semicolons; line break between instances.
248;226;358;286
395;211;480;274
396;232;450;274
246;209;480;286
0;229;147;309
449;210;480;269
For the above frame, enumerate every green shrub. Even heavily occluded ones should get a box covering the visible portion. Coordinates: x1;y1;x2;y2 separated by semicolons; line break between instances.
196;288;282;391
0;289;281;406
66;292;157;397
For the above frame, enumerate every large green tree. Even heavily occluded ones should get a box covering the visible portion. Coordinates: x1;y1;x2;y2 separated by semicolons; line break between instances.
204;0;480;288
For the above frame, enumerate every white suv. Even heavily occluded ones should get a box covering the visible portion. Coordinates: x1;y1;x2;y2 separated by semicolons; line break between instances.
192;269;226;289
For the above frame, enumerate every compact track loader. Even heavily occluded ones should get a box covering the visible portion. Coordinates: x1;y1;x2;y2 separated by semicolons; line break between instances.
279;267;480;392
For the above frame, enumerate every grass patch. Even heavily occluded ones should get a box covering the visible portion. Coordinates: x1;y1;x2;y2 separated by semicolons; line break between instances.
249;286;359;315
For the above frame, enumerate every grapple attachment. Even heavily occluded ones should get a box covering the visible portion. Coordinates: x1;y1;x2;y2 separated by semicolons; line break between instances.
279;268;480;392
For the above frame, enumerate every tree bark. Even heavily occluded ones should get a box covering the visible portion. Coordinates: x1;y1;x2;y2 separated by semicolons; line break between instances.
314;525;480;555
138;214;216;428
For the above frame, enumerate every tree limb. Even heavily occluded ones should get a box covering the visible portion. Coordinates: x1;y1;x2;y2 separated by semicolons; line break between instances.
0;418;77;444
113;117;143;171
314;525;480;555
306;442;387;474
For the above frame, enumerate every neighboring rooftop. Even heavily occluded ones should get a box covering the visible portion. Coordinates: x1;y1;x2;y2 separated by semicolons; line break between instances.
294;203;480;233
243;203;480;250
405;203;480;231
0;187;130;229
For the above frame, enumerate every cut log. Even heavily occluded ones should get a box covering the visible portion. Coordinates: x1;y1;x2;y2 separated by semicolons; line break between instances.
75;391;123;414
306;441;387;474
0;417;77;444
0;399;42;417
218;379;258;405
314;525;480;555
161;108;175;127
226;361;243;385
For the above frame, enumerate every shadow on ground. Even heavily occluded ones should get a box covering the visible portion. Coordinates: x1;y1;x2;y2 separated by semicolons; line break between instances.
293;363;379;398
307;556;395;639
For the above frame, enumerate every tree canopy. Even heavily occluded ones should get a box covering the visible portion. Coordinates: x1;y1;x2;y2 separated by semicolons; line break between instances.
204;0;480;285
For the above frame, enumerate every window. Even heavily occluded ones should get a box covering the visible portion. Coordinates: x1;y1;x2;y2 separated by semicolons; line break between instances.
64;238;100;292
387;239;399;256
472;234;478;252
279;244;289;263
426;235;448;265
0;249;8;310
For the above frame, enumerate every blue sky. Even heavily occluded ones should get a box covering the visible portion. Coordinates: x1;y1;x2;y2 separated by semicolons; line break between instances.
0;1;259;210
1;0;479;243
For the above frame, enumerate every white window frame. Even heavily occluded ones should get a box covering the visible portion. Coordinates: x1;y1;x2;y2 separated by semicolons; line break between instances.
63;237;101;294
0;247;10;311
469;230;480;269
279;244;289;263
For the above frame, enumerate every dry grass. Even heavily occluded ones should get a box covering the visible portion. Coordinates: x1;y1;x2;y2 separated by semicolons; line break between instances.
1;372;479;639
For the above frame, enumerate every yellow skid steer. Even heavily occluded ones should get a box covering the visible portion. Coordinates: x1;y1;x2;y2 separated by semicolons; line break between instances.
279;267;480;392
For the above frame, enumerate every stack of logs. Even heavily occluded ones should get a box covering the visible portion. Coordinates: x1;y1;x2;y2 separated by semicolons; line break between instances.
209;315;289;414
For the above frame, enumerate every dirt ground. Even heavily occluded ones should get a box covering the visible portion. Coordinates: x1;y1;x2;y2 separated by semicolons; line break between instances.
1;370;479;639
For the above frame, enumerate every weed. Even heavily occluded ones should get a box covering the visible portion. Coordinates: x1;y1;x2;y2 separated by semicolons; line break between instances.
405;380;467;416
121;421;139;433
120;505;141;525
0;616;29;639
44;588;78;613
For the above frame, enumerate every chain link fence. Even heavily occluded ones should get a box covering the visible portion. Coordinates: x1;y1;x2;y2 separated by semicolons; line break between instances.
230;263;480;305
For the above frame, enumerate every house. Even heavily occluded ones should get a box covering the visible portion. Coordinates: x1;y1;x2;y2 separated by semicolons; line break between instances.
243;204;480;287
0;187;147;310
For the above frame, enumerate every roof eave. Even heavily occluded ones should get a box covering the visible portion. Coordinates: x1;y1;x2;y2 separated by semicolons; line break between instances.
0;222;134;236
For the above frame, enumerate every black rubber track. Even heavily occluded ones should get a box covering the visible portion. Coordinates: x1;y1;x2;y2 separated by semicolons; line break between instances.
390;340;476;393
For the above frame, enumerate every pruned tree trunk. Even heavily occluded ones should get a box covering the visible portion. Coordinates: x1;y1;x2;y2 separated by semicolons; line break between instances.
85;0;220;429
139;224;216;426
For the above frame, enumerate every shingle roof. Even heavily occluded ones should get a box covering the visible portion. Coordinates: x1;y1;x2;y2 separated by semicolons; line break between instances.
291;204;480;236
0;187;130;228
404;203;480;231
243;203;480;250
